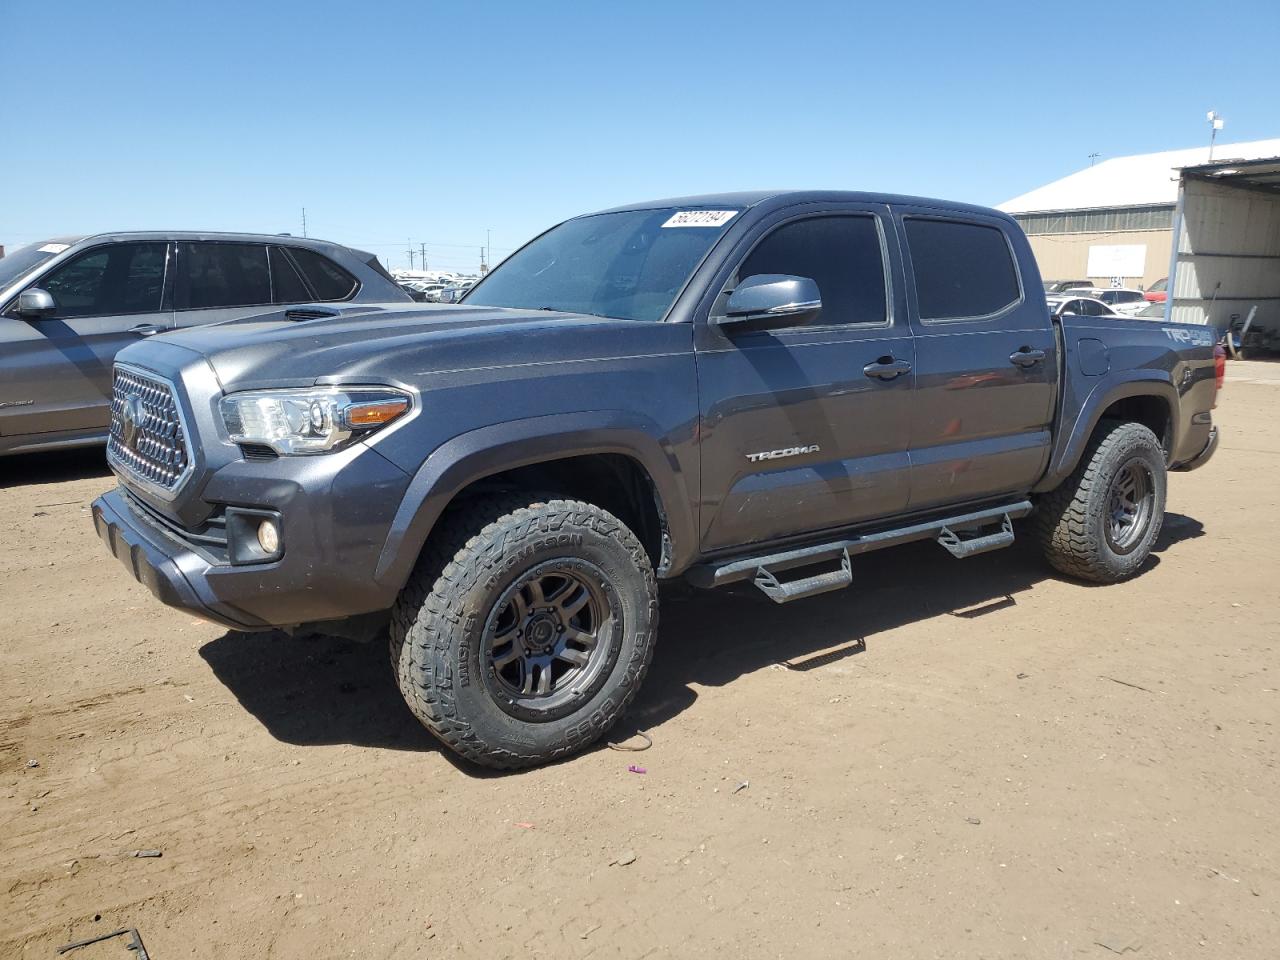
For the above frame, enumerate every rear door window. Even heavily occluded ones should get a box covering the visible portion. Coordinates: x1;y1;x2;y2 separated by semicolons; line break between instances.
37;242;167;317
178;242;271;310
287;248;359;301
734;215;888;325
904;218;1021;321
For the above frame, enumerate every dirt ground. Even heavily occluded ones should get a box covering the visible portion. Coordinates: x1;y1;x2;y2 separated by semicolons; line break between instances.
2;363;1277;960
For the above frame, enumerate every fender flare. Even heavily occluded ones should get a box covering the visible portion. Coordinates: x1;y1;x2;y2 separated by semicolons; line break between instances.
372;410;696;590
1035;374;1178;492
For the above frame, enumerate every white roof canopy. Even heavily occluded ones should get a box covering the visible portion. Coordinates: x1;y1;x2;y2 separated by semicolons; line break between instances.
1000;139;1280;214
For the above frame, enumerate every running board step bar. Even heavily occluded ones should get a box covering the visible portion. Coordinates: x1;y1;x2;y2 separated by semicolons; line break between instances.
687;501;1032;603
937;513;1015;559
754;549;852;604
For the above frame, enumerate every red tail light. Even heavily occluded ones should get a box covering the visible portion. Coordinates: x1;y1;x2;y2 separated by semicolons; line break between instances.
1213;343;1226;403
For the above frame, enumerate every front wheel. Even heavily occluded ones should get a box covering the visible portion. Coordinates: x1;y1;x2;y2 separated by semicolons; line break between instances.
1036;420;1167;583
390;495;657;769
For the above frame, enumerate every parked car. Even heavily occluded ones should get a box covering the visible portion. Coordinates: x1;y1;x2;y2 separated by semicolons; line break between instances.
1144;277;1168;303
1046;295;1121;318
91;190;1221;769
399;280;449;303
1133;302;1166;319
1069;287;1149;315
0;232;411;456
437;278;477;303
1043;279;1093;293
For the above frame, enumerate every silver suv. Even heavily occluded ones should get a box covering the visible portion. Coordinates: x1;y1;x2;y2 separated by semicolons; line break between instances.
0;232;410;456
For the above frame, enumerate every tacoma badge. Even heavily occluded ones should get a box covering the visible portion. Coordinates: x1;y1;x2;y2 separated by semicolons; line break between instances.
746;444;821;463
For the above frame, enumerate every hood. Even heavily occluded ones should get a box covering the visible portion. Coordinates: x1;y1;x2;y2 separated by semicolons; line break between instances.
119;303;668;392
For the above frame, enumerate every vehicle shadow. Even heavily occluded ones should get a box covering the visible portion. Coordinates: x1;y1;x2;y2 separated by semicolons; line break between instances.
0;447;112;489
625;511;1204;732
198;629;448;757
197;513;1204;774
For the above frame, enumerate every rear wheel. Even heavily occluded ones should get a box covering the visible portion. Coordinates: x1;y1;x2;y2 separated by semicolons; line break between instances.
390;495;657;769
1036;420;1167;583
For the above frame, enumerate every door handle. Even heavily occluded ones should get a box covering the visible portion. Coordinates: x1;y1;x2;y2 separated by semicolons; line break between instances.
1009;347;1046;367
863;357;912;381
129;323;165;337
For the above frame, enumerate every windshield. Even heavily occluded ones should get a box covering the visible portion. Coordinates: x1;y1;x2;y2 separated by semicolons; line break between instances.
463;207;740;321
1148;277;1167;293
0;241;68;290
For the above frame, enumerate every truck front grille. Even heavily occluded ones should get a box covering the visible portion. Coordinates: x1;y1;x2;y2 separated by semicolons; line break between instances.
108;366;193;494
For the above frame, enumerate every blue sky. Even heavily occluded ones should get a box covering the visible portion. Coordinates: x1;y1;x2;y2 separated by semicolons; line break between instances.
4;0;1278;272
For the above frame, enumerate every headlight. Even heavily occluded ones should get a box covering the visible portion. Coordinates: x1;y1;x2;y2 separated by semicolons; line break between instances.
220;387;411;455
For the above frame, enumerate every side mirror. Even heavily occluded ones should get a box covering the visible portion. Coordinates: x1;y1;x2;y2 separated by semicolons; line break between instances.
17;288;56;319
715;274;821;331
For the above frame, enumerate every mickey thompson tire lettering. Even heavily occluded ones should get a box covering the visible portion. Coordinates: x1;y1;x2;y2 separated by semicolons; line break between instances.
389;494;657;770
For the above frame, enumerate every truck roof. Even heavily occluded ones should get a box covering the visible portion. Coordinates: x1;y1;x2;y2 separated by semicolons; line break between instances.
590;190;1009;221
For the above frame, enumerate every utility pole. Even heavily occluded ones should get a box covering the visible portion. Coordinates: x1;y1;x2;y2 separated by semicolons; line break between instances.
1088;152;1100;166
1207;110;1225;161
479;246;487;275
407;245;416;270
420;242;427;271
301;207;307;238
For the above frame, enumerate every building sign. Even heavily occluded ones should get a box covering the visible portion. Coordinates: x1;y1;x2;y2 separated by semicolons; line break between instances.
1087;244;1147;279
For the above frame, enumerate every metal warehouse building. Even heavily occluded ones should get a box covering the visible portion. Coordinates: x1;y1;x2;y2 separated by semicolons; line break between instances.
1000;139;1280;345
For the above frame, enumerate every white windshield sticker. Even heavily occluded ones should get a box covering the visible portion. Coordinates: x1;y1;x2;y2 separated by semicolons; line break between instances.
37;243;70;254
661;210;737;228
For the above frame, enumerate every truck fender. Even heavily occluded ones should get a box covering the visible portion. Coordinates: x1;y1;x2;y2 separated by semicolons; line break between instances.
1034;374;1178;493
372;411;695;590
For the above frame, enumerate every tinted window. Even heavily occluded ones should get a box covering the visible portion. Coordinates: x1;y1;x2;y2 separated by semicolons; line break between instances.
905;219;1020;321
38;242;167;317
179;243;270;309
288;248;358;301
269;247;311;303
736;215;886;325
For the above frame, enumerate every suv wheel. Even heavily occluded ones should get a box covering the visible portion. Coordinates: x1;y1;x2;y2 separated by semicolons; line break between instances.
1036;420;1167;583
391;495;657;769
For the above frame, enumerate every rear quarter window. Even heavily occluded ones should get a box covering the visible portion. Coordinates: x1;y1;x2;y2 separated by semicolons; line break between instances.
288;248;359;301
904;218;1021;322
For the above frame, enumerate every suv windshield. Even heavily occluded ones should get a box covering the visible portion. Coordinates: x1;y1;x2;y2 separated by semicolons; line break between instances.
463;208;739;321
0;241;70;291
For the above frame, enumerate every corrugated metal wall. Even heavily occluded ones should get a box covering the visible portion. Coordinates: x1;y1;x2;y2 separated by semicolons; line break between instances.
1023;229;1171;289
1170;178;1280;332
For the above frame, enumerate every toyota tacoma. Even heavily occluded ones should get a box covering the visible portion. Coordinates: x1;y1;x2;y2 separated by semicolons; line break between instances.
90;191;1222;768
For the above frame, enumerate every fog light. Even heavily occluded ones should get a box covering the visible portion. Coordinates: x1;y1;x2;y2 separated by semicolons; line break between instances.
257;519;280;554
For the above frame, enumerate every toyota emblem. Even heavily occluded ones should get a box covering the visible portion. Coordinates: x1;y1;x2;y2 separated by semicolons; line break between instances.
121;396;144;450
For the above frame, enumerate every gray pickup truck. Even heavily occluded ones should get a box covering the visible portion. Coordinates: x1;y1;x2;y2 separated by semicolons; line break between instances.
90;191;1222;769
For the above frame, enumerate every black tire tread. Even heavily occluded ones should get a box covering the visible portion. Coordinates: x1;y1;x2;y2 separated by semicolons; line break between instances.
390;494;656;770
1035;419;1164;583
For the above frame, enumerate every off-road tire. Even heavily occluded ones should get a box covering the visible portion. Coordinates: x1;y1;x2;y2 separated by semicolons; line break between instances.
1035;419;1167;583
390;495;657;769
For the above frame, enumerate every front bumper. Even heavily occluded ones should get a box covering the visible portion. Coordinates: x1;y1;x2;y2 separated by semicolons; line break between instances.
1172;425;1219;473
92;441;414;630
94;488;253;629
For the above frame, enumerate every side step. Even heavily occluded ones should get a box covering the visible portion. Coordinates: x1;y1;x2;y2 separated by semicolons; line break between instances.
754;549;852;603
937;513;1015;559
687;501;1031;604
